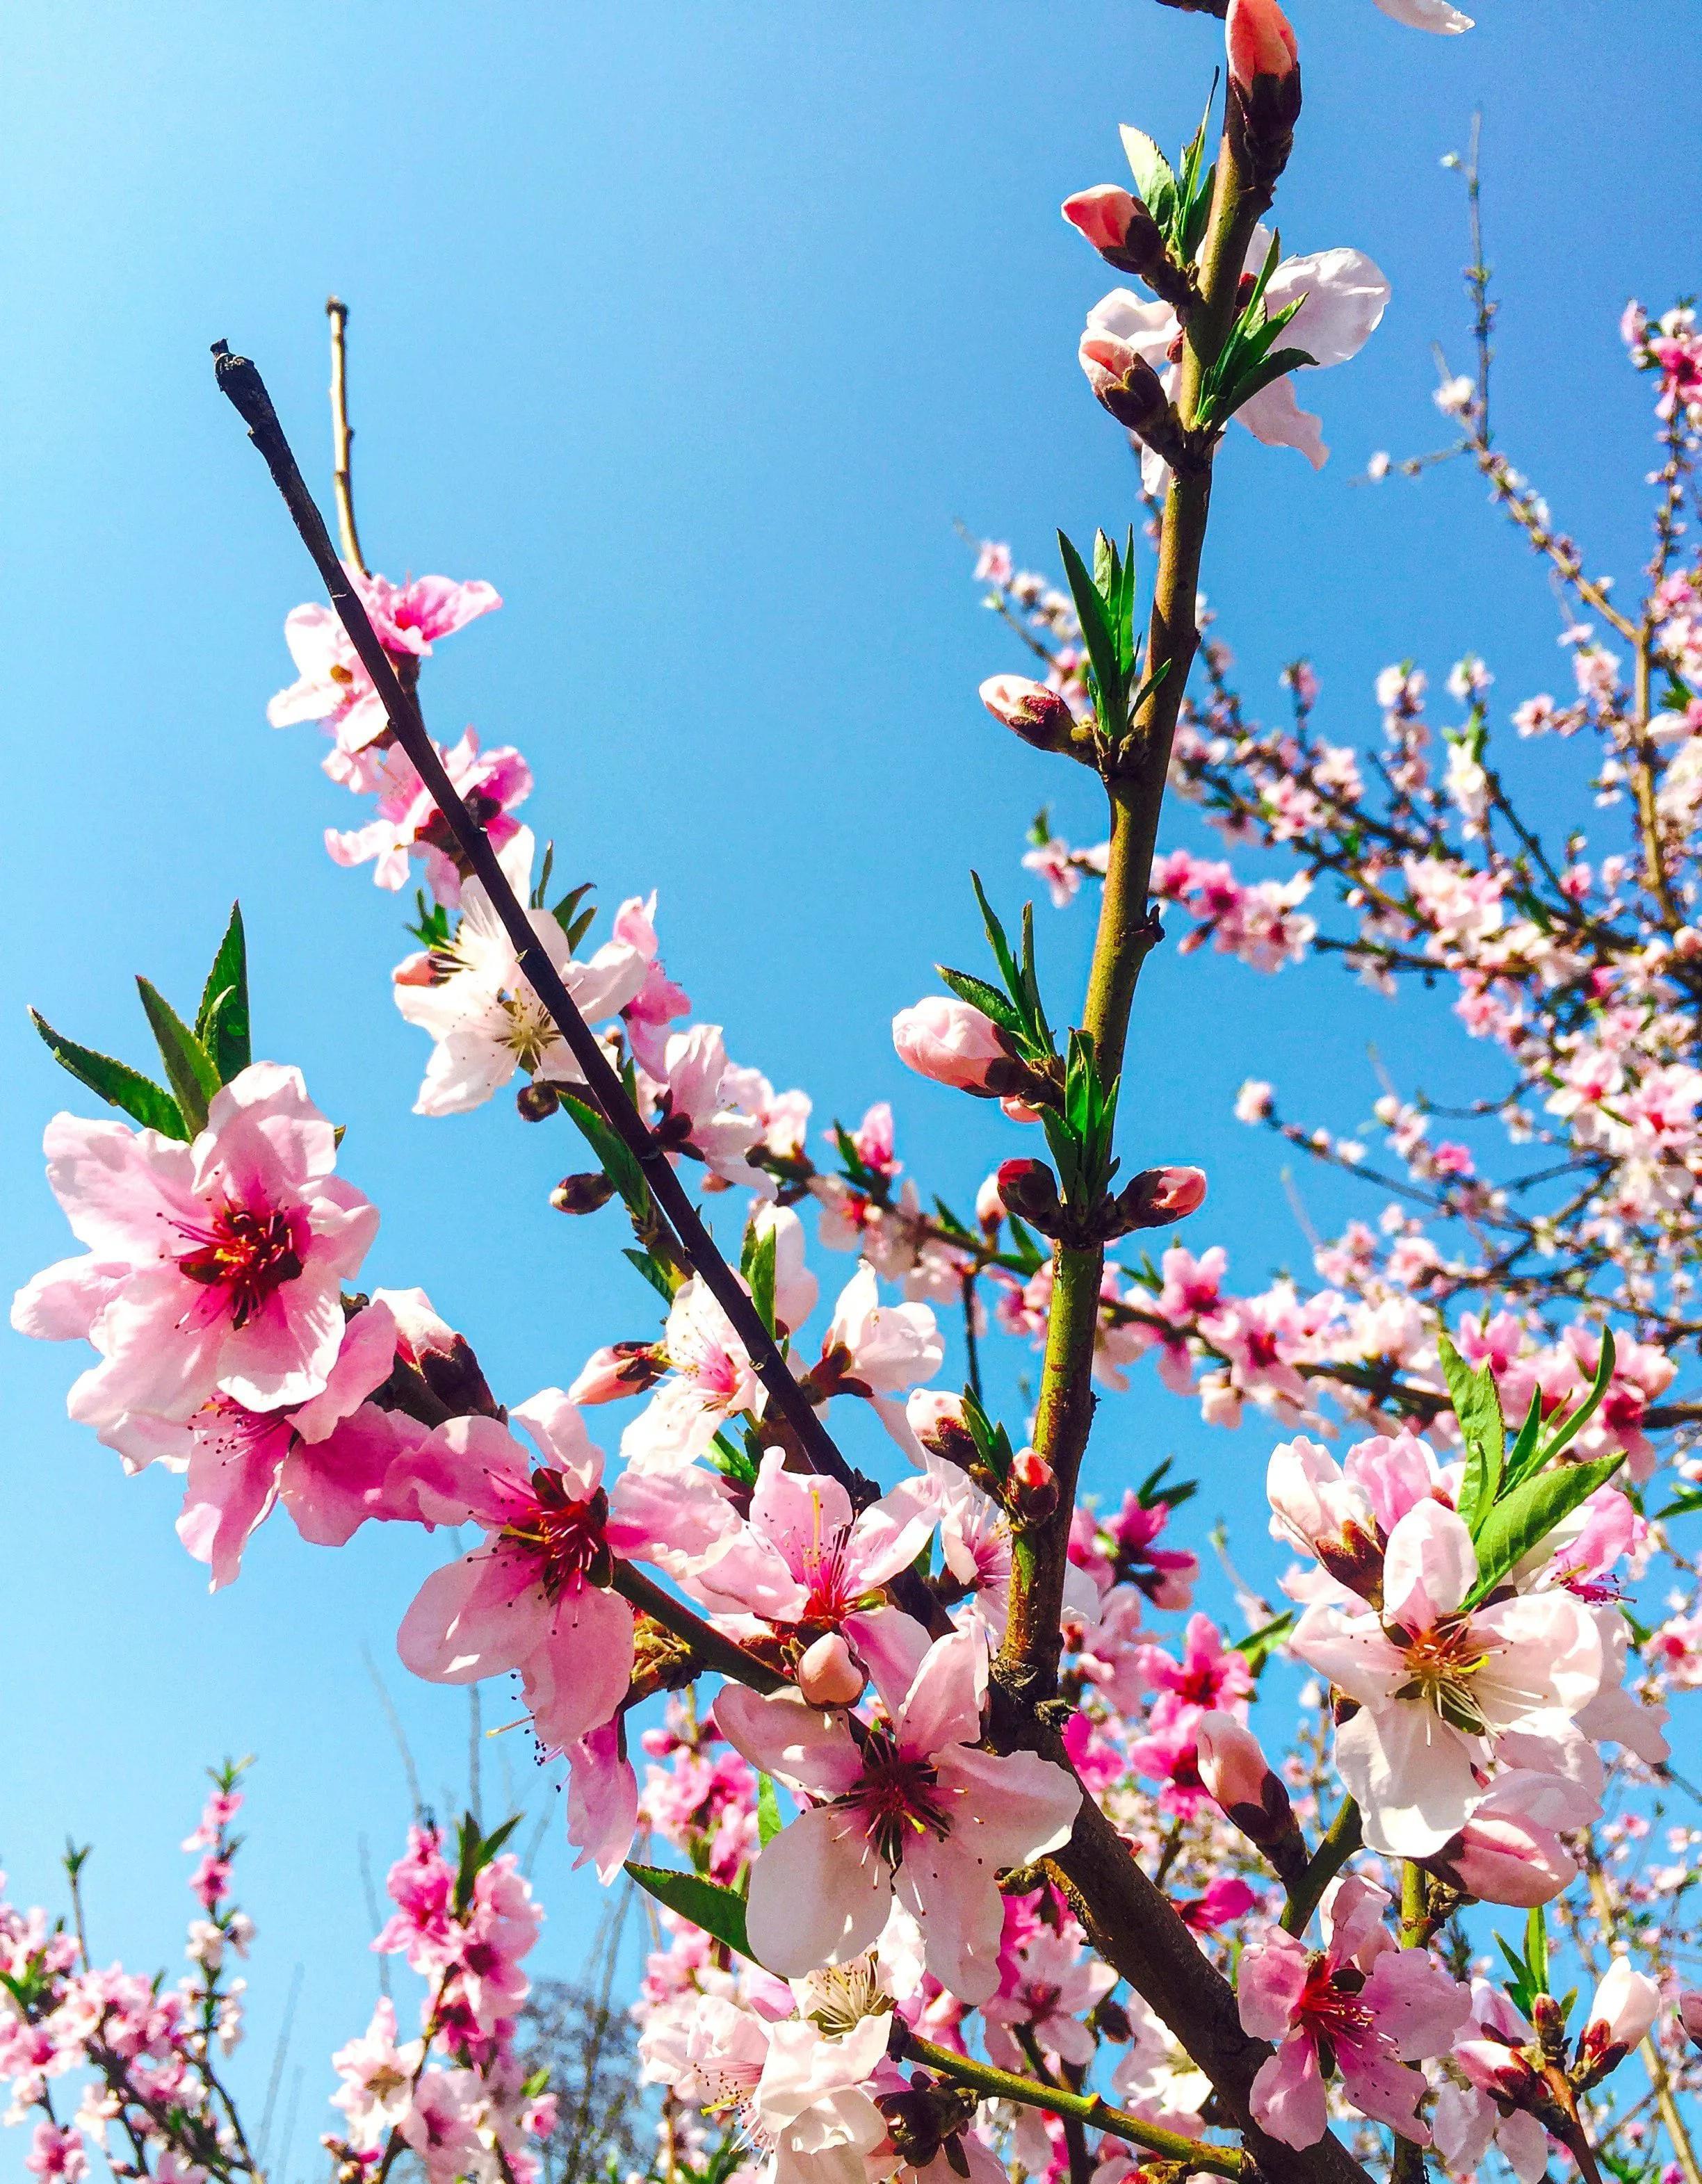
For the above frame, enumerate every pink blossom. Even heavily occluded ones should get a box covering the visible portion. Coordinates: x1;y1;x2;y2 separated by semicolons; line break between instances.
610;894;692;1075
268;569;500;757
1238;1877;1468;2146
983;1925;1115;2072
325;728;531;903
1226;0;1297;86
891;998;1010;1095
1291;1500;1603;1855
715;1629;1080;2002
651;1025;769;1192
15;1064;379;1446
1135;1613;1253;1734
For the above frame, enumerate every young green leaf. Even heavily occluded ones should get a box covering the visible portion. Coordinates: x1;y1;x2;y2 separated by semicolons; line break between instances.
623;1246;677;1303
1438;1331;1505;1534
1537;1328;1616;1469
968;872;1023;1003
1118;125;1178;238
756;1775;783;1848
1057;530;1124;730
1465;1452;1626;1607
135;979;221;1137
936;965;1026;1039
30;1009;187;1140
195;903;252;1082
743;1221;777;1337
560;1093;649;1215
1233;1610;1296;1672
1502;1385;1546;1494
625;1863;754;1962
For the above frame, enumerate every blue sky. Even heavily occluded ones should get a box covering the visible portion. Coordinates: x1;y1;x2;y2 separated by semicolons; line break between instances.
3;1;1697;2170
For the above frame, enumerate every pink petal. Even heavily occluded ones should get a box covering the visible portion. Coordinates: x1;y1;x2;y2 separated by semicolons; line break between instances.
397;1547;545;1683
711;1686;865;1799
744;1803;893;1976
1250;2037;1329;2149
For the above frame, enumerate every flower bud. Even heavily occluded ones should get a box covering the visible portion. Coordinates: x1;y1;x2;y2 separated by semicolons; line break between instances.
1105;1164;1206;1237
996;1158;1065;1237
1078;332;1179;443
974;1172;1006;1231
371;1286;500;1424
1576;1959;1661;2085
1062;186;1169;277
907;1390;978;1470
1530;1992;1570;2064
1425;1814;1578;1909
1194;1712;1308;1883
795;1631;866;1708
1678;1991;1702;2054
1454;2039;1543;2110
568;1340;666;1405
1008;1447;1059;1526
551;1171;617;1215
516;1079;560;1121
892;997;1008;1095
1226;0;1298;85
1225;0;1302;202
980;674;1076;751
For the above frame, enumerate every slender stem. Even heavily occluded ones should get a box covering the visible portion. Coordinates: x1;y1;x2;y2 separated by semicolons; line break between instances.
325;298;368;575
899;2030;1244;2176
211;344;906;1553
613;1565;787;1695
1281;1798;1362;1937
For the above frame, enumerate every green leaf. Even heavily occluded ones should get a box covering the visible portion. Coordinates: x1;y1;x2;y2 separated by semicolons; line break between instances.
1525;1904;1549;1994
625;1863;754;1962
1213;345;1318;425
1057;530;1124;730
968;872;1023;1003
756;1775;783;1848
743;1221;777;1337
1233;1610;1295;1672
194;904;252;1082
30;1009;187;1139
1004;1213;1046;1275
1653;1487;1702;1523
454;1810;522;1915
136;979;220;1137
561;1093;649;1216
1537;1328;1616;1468
1465;1452;1626;1606
1502;1386;1546;1494
1119;124;1178;236
937;964;1025;1039
623;1246;676;1303
1439;1332;1505;1535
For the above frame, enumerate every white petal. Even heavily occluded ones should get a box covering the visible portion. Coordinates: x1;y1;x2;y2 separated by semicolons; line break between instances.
1372;0;1473;29
1265;249;1392;369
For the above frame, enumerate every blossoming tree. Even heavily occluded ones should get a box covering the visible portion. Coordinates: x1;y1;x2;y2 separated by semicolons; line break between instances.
11;3;1702;2183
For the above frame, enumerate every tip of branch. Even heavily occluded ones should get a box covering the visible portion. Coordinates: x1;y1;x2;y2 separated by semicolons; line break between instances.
326;295;347;318
211;343;284;444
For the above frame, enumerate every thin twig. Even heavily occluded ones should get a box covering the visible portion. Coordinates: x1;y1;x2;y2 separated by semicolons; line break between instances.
325;298;367;574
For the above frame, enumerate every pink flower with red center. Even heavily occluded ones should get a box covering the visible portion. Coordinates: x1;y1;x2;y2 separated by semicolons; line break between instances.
14;1063;379;1447
983;1925;1115;2073
714;1629;1081;2003
325;728;532;904
1238;1877;1469;2147
268;568;501;758
1134;1613;1254;1734
389;1389;740;1754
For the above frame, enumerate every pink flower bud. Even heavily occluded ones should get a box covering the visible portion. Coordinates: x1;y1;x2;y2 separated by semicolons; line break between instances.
1454;2039;1542;2108
1000;1093;1044;1124
1062;186;1144;260
997;1157;1064;1235
1078;329;1175;438
1678;1992;1702;2054
907;1390;978;1469
1195;1712;1274;1812
980;674;1075;749
1009;1448;1059;1524
1426;1814;1578;1909
892;996;1008;1094
372;1285;499;1421
567;1340;665;1405
796;1631;866;1708
1581;1959;1661;2069
974;1172;1006;1230
1226;0;1298;87
1146;1166;1207;1219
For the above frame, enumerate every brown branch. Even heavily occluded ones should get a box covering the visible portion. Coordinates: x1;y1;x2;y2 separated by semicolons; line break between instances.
325;298;368;575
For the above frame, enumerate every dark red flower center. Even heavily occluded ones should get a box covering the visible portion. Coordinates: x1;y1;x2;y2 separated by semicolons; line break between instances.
841;1727;954;1869
177;1205;304;1328
501;1470;610;1597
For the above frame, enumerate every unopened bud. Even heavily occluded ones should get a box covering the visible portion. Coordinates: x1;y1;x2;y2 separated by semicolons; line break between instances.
974;1172;1006;1231
516;1079;560;1122
907;1390;978;1470
1678;1991;1702;2054
1530;1993;1570;2063
1078;333;1188;464
1194;1712;1308;1884
1425;1814;1578;1909
1008;1448;1059;1526
568;1340;666;1405
551;1171;617;1215
893;997;1010;1095
1454;2039;1543;2111
980;674;1076;751
996;1158;1064;1236
370;1286;501;1424
1225;0;1302;202
1103;1164;1207;1237
1062;186;1168;279
1576;1959;1660;2086
795;1631;866;1708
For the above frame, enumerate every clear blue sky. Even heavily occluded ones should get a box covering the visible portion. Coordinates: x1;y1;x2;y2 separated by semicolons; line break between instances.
3;1;1696;2170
